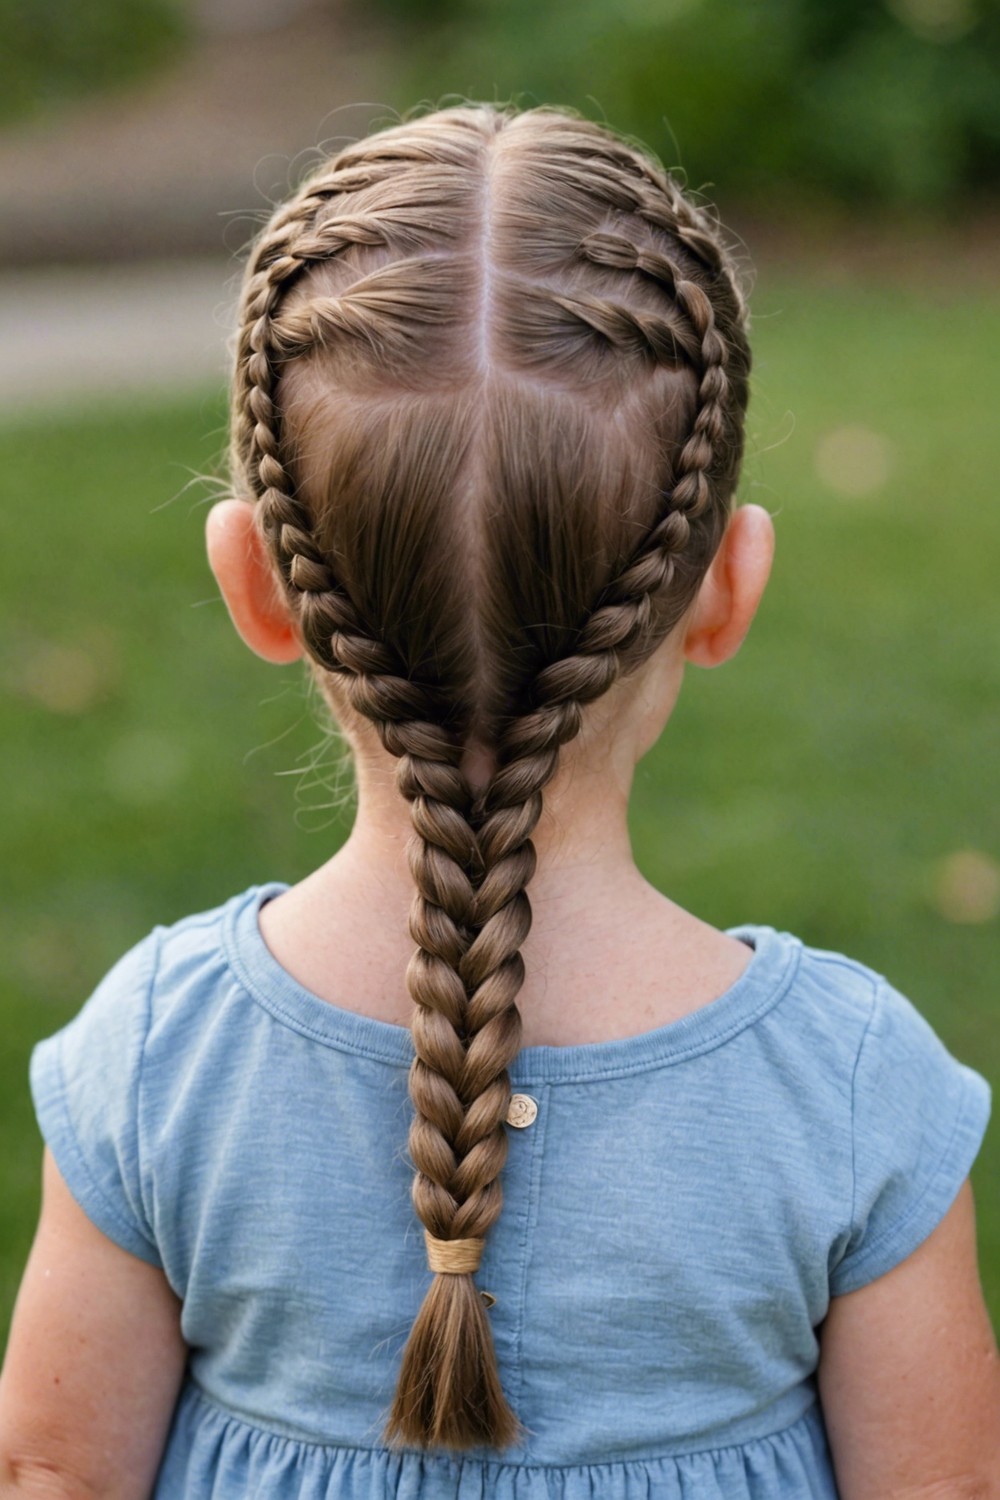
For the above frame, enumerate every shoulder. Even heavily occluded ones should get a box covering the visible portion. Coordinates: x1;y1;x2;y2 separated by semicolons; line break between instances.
154;881;281;972
738;925;989;1123
786;929;884;1019
28;884;286;1264
776;929;982;1088
117;883;292;1087
752;929;991;1295
731;926;991;1295
744;922;975;1049
147;882;280;1021
33;883;283;1095
735;923;882;1077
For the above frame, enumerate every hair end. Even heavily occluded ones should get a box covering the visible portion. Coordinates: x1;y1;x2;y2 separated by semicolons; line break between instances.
383;1273;525;1453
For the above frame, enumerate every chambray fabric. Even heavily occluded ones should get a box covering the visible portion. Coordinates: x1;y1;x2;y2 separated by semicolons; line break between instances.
30;883;992;1499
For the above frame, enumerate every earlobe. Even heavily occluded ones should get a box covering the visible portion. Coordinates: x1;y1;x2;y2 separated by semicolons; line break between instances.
683;504;775;669
205;499;304;664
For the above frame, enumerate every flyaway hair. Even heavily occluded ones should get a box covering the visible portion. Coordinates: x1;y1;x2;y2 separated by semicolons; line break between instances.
229;102;750;1452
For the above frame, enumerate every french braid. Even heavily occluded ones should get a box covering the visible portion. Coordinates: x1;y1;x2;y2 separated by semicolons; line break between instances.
468;235;736;1098
229;103;749;1454
232;132;531;1450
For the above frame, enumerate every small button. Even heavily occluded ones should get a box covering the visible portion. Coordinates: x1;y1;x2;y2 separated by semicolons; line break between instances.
506;1093;538;1128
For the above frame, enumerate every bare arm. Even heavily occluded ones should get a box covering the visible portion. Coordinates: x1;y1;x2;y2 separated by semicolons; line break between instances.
0;1149;187;1499
819;1177;1000;1499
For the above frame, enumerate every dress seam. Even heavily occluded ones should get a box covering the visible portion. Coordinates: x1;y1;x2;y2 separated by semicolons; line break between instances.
180;1378;821;1468
831;1042;986;1290
42;1036;160;1261
135;924;164;1250
844;977;880;1269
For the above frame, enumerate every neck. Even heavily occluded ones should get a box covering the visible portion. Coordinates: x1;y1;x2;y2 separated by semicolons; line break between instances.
324;732;645;921
260;693;749;1045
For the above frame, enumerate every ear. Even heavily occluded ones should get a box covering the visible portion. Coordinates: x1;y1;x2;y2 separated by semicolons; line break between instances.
682;504;775;668
205;499;303;664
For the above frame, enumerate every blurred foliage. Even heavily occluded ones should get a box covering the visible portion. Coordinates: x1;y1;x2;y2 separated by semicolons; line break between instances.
0;274;998;1338
378;0;1000;207
4;0;998;208
0;0;189;125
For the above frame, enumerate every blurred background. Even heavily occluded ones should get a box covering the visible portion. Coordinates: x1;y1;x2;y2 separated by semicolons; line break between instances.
1;0;998;1342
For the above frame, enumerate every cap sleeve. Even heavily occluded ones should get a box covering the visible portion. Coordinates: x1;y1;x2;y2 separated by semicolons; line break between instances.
829;977;992;1297
29;930;162;1266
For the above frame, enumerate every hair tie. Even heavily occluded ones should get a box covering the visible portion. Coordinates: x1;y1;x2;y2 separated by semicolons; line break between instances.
424;1231;484;1275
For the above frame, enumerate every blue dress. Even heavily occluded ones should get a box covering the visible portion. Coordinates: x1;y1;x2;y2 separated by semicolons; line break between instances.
30;883;992;1498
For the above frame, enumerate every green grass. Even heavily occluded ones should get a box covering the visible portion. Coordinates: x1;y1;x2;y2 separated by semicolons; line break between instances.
1;274;998;1348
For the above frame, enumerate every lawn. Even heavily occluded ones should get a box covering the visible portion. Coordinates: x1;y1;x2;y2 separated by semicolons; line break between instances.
1;270;997;1343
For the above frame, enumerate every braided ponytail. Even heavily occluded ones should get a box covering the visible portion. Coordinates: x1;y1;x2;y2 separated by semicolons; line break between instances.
229;103;749;1453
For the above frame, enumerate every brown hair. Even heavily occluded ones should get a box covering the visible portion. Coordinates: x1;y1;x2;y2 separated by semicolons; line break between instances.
229;102;750;1453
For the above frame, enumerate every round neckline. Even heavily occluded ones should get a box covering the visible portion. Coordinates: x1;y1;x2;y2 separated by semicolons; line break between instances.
222;882;802;1084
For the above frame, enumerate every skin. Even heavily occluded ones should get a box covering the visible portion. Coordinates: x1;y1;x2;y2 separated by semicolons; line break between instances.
1;498;997;1496
206;498;778;1047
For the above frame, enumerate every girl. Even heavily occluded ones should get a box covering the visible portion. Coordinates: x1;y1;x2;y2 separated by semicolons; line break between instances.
0;102;996;1499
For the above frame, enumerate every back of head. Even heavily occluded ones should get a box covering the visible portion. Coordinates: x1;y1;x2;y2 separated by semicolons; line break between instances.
229;101;750;1453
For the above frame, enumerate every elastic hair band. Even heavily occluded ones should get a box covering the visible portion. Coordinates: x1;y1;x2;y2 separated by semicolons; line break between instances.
424;1231;485;1275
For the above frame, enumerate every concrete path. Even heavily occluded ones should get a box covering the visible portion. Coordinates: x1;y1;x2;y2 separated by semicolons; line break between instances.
0;259;235;417
0;4;390;266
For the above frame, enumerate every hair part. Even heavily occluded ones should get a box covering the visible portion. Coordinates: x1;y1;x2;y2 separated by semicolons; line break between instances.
229;101;750;1452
